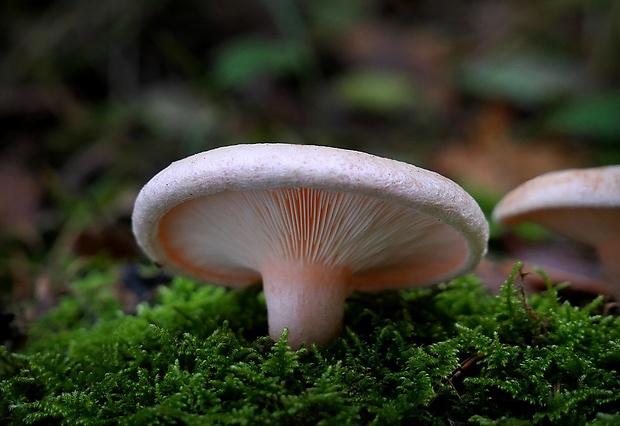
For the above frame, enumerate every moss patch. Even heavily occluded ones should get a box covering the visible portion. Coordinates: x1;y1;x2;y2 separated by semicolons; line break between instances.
1;264;619;425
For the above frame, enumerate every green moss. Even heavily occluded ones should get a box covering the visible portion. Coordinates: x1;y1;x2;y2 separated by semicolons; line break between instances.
1;264;619;425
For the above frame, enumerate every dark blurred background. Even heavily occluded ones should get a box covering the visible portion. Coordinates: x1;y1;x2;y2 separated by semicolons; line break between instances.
1;0;619;317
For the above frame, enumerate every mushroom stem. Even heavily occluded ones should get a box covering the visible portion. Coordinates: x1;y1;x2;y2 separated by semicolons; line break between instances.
597;238;620;301
261;263;351;349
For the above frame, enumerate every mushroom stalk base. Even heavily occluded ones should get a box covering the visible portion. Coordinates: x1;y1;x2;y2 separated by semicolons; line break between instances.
261;263;350;349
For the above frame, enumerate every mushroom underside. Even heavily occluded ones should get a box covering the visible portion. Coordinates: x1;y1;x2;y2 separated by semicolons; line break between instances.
500;207;620;248
156;187;473;347
500;206;620;299
158;187;470;286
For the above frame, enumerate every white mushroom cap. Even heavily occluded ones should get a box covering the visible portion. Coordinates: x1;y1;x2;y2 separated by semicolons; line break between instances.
492;165;620;299
133;143;489;348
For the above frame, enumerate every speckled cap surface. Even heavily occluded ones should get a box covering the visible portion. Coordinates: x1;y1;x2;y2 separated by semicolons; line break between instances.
493;165;620;223
132;143;489;288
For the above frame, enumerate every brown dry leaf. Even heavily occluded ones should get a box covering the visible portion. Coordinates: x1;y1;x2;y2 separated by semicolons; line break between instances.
431;102;591;194
476;258;613;300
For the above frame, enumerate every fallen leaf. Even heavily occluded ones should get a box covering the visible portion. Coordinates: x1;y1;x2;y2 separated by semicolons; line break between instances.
431;102;591;194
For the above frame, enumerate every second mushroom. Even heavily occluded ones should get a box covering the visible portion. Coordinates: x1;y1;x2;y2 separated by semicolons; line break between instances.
132;143;489;348
493;165;620;300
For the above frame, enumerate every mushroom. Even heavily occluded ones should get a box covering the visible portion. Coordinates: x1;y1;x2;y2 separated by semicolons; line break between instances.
132;143;489;348
492;165;620;299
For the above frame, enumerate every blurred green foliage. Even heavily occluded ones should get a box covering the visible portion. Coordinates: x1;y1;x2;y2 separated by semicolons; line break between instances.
212;38;311;90
459;53;583;107
335;70;421;114
545;92;620;143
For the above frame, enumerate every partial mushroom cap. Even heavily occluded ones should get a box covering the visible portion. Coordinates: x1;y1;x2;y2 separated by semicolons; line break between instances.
492;165;620;298
133;143;489;347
